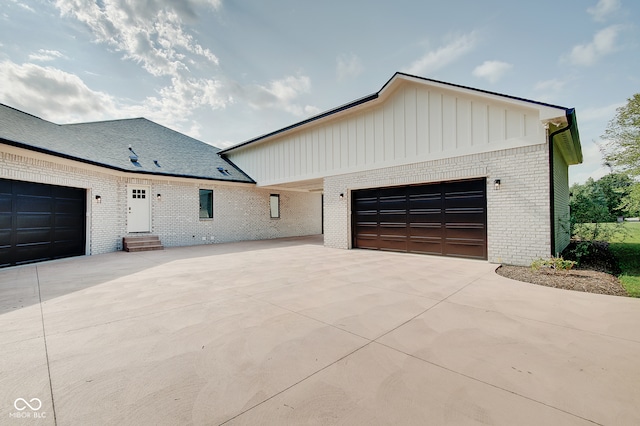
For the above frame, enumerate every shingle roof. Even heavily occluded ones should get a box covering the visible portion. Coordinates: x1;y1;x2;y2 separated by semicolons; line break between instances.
0;104;254;183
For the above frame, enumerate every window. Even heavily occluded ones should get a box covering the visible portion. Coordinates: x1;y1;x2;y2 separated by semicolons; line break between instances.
270;194;280;219
199;189;213;219
132;189;146;199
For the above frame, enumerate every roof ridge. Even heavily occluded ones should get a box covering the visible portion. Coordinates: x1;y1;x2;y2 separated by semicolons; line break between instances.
0;103;58;124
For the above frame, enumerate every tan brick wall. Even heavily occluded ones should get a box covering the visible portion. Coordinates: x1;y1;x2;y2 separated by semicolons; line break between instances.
0;146;322;256
324;144;551;266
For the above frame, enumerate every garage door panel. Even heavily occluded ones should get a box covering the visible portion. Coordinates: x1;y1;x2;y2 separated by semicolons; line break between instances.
0;214;11;229
353;178;486;260
379;225;406;237
378;235;407;252
355;234;379;250
0;249;10;267
53;241;85;258
380;213;406;224
16;213;52;228
17;195;52;213
445;226;485;240
15;244;50;265
55;198;84;214
408;241;443;255
0;195;11;212
16;228;52;245
445;210;485;223
55;215;83;228
54;227;83;242
445;239;486;258
1;179;86;267
0;229;10;246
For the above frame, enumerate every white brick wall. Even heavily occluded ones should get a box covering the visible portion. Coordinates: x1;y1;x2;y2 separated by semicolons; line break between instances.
324;143;551;266
0;146;322;256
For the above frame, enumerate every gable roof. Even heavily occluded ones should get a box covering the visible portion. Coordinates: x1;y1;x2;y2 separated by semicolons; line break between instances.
219;72;581;164
0;104;254;183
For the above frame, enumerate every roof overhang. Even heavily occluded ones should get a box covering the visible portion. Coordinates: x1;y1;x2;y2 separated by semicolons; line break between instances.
548;108;583;165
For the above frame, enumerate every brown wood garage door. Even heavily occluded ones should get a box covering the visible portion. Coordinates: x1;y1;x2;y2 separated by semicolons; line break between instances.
0;179;86;267
352;178;487;259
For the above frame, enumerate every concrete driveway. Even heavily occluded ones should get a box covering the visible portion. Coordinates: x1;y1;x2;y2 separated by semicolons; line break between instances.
1;235;639;425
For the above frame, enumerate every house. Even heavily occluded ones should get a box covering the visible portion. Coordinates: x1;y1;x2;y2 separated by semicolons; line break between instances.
0;72;581;267
0;105;322;267
219;72;582;265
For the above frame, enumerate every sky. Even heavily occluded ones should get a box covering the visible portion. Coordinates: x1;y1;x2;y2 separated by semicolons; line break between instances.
1;0;638;185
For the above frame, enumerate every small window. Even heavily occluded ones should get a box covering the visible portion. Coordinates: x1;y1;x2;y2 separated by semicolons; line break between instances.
270;194;280;219
132;189;146;199
199;189;213;219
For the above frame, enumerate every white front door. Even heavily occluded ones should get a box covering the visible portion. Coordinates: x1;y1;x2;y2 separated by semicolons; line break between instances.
127;185;150;233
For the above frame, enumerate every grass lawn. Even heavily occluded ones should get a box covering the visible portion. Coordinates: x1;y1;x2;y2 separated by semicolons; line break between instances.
608;222;640;297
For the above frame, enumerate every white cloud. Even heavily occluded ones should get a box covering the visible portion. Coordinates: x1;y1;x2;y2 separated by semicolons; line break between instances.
0;60;116;123
246;74;319;117
472;60;512;83
28;49;66;62
0;59;232;139
53;0;223;105
534;79;565;92
532;78;567;102
336;53;363;82
568;25;621;66
405;32;478;76
15;1;35;13
48;0;230;135
587;0;620;21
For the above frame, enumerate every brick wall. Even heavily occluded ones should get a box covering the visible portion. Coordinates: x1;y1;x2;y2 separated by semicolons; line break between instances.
152;181;322;246
0;146;322;256
324;143;551;266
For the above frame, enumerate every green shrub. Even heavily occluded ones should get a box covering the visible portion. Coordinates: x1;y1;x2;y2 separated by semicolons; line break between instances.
561;240;622;274
531;257;576;271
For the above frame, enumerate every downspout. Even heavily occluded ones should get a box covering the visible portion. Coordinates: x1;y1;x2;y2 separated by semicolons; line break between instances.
547;108;577;256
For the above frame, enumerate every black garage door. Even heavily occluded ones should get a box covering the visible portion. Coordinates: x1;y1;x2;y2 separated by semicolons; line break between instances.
352;178;487;259
0;179;86;267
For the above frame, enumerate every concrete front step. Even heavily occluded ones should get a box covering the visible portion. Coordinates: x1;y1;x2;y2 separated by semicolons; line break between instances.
123;235;164;252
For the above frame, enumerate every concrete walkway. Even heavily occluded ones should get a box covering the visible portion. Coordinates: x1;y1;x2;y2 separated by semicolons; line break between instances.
1;235;639;425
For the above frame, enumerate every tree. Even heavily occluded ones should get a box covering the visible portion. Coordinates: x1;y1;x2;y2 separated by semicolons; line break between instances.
602;93;640;177
597;172;633;219
569;178;626;240
619;183;640;218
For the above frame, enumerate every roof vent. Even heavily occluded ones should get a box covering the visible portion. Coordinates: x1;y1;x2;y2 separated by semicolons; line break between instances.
217;166;229;175
130;155;139;163
153;160;161;167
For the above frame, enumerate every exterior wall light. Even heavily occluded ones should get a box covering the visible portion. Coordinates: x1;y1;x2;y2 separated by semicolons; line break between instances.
494;179;501;190
339;193;344;200
157;194;162;201
95;195;102;203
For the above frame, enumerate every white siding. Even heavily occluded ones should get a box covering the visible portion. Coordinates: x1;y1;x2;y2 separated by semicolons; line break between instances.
229;82;545;186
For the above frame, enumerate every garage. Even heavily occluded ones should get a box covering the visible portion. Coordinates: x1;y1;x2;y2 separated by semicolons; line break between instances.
352;178;487;259
0;178;86;267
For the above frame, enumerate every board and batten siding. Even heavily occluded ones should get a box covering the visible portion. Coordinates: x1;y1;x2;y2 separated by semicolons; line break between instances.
553;142;571;255
228;83;545;186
